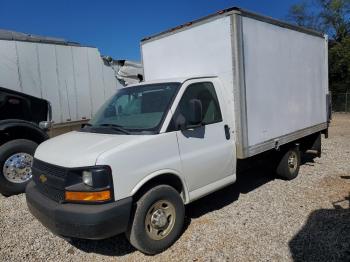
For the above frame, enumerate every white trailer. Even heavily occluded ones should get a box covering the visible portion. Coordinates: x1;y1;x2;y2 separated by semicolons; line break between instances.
0;29;143;196
141;7;329;158
0;29;143;126
26;7;330;254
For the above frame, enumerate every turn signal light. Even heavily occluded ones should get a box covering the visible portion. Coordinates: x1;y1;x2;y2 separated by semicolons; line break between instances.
65;190;111;202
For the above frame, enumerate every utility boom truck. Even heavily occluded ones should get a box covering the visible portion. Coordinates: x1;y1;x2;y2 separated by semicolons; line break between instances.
26;7;330;255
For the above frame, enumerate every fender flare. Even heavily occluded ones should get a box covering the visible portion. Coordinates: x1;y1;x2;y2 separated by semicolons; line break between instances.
131;169;190;204
0;119;49;142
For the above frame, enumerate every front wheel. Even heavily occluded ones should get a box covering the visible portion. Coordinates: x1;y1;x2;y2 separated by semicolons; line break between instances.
126;185;185;255
0;139;38;196
276;147;301;180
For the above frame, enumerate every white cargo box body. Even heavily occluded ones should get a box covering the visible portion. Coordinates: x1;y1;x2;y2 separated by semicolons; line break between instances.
0;31;127;125
141;7;329;159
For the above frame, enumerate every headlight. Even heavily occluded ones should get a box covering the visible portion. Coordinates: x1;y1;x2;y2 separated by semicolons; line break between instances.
82;171;93;187
64;166;113;203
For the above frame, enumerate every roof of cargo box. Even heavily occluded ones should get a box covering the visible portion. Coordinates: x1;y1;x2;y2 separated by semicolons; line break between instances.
141;7;325;43
0;29;83;46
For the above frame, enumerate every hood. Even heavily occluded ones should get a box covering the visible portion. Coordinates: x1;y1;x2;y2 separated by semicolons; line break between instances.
34;131;145;167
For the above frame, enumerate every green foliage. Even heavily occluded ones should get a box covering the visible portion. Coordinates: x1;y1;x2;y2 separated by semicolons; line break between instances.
288;0;350;94
288;0;350;41
317;0;350;41
329;37;350;93
287;1;322;31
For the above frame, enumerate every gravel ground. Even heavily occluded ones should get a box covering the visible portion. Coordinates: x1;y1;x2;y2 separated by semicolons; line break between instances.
1;114;349;262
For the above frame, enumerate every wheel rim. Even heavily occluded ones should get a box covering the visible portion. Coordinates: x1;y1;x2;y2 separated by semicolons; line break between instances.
288;151;298;174
145;200;176;241
3;153;33;184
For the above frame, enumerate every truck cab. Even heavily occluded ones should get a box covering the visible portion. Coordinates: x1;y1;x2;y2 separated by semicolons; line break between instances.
0;87;50;196
26;77;237;254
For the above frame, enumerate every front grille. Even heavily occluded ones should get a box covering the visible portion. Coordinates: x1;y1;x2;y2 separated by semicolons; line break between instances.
33;159;67;178
32;159;67;202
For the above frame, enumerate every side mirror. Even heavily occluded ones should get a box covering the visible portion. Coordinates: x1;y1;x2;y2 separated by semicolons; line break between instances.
174;114;186;131
39;121;53;131
188;99;203;126
174;99;203;131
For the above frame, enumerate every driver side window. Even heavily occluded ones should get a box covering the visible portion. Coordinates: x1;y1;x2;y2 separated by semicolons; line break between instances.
168;82;223;131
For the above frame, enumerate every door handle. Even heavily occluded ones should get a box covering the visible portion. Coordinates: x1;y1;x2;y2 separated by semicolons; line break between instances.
224;125;230;140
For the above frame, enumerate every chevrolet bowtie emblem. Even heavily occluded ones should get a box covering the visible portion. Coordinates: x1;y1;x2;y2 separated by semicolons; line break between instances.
39;174;47;183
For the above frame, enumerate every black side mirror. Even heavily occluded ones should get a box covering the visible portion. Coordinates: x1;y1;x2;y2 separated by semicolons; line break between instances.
174;114;186;130
174;99;203;131
188;99;203;126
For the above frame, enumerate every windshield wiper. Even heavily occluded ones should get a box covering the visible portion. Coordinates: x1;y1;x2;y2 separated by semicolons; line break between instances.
98;124;131;135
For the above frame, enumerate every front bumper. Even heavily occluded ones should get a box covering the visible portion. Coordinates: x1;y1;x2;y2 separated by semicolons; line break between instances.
26;182;132;240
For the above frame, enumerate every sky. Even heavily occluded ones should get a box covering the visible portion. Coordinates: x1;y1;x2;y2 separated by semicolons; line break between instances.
0;0;299;61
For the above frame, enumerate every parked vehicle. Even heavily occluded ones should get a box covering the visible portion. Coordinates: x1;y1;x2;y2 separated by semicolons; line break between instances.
0;87;50;195
26;7;330;255
0;29;142;196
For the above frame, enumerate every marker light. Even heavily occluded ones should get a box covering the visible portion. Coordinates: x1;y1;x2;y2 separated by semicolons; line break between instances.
65;190;111;202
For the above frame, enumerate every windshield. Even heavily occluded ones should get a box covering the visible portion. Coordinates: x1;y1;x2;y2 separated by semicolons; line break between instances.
84;83;180;134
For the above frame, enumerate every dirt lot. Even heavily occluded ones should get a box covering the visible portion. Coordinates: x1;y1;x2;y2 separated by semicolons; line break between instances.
0;114;349;262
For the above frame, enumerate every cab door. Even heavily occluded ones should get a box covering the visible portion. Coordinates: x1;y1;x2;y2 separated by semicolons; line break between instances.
169;79;236;200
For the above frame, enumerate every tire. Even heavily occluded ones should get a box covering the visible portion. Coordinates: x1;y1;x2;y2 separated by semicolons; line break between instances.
126;185;185;255
0;139;38;196
276;147;301;180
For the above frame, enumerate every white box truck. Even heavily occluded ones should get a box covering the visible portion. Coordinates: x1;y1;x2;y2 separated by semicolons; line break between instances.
26;7;330;255
0;29;142;196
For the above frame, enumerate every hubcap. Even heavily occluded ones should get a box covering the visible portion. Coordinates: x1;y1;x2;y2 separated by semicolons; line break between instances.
3;153;33;184
288;151;298;173
145;200;176;240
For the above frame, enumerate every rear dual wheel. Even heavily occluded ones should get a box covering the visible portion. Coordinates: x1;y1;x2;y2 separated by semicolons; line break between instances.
276;147;301;180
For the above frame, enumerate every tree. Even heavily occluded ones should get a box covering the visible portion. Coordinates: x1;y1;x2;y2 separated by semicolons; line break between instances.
288;0;350;41
287;1;322;31
288;0;350;94
318;0;350;41
329;37;350;93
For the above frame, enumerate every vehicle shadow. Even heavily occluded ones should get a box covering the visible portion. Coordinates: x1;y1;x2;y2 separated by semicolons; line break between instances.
71;234;136;256
301;152;318;166
70;153;317;257
70;165;276;257
289;192;350;262
185;165;275;220
186;151;320;220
